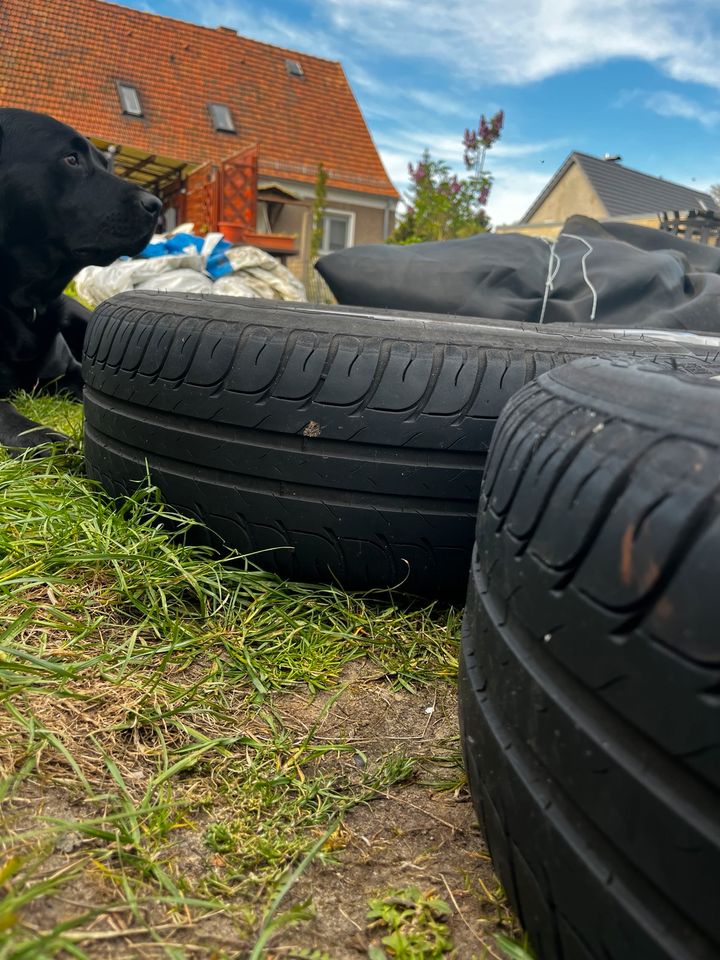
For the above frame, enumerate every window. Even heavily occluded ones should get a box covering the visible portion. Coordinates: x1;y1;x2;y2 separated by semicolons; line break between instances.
285;58;304;77
320;211;354;254
208;103;236;133
116;82;143;117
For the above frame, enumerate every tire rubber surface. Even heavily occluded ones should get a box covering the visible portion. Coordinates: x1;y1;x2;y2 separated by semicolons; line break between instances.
459;356;720;958
82;291;720;598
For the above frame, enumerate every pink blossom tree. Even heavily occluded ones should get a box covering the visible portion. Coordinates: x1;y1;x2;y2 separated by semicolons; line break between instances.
389;110;504;244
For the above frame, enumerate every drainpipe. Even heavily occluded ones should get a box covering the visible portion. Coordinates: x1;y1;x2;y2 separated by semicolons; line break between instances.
382;199;391;239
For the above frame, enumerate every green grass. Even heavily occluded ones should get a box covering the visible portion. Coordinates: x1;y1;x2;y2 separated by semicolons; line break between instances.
0;392;517;959
366;886;453;959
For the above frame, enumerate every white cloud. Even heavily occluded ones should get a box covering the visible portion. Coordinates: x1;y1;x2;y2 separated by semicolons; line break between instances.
620;89;720;128
486;169;550;227
375;148;414;197
161;0;342;58
405;90;469;116
493;139;569;159
375;127;567;165
342;61;389;97
320;0;720;88
379;129;469;158
156;0;720;90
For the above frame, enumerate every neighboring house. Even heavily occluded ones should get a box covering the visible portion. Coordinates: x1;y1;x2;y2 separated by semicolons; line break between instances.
0;0;398;277
497;152;715;238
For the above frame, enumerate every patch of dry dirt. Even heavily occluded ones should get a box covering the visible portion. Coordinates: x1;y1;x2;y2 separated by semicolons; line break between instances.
265;664;516;958
269;784;507;959
2;661;515;959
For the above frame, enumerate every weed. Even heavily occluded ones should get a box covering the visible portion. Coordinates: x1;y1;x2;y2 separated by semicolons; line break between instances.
366;886;453;959
495;933;536;960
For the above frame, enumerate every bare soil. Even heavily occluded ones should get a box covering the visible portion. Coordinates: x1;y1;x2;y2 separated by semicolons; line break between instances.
2;662;515;959
265;666;515;959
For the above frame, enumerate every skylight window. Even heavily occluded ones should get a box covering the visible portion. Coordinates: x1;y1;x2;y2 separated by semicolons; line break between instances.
209;103;236;133
285;59;304;77
116;82;143;117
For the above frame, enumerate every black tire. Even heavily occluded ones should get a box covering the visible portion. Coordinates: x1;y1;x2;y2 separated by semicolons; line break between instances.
82;291;720;599
459;356;720;959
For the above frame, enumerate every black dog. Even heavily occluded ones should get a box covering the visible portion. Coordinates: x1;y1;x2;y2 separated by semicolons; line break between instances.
0;108;160;452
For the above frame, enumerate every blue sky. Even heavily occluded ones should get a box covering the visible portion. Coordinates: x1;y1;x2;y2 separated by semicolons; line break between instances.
115;0;720;227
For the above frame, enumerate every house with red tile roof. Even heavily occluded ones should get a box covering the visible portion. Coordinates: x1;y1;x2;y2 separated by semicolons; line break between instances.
0;0;398;277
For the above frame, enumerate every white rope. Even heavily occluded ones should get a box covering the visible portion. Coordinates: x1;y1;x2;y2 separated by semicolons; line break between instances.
538;238;560;324
563;233;598;321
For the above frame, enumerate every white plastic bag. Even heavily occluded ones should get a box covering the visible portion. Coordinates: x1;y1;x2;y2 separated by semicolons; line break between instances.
75;254;205;306
245;265;306;301
211;275;260;298
237;273;278;299
225;245;278;271
136;269;214;294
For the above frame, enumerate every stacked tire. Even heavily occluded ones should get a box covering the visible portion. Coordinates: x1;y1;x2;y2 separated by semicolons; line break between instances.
82;291;720;601
458;357;720;960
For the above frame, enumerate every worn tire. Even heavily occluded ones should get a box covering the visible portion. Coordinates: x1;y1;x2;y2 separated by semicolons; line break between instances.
459;357;720;958
82;291;720;598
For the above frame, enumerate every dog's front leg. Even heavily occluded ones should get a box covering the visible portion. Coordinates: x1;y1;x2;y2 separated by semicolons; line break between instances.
0;399;73;455
38;334;84;400
55;294;91;362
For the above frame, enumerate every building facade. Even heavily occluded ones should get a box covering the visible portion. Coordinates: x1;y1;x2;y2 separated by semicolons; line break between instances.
0;0;398;277
497;152;715;239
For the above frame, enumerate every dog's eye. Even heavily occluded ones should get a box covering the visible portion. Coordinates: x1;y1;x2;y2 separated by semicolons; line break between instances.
64;153;80;167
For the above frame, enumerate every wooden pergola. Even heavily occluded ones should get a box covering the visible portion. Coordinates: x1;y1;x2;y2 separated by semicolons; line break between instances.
90;138;299;257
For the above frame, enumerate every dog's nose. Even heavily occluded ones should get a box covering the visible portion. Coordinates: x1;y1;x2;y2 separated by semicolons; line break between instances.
138;192;162;217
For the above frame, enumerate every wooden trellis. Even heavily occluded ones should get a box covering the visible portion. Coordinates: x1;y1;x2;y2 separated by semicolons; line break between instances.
218;147;258;232
183;161;218;235
180;146;258;236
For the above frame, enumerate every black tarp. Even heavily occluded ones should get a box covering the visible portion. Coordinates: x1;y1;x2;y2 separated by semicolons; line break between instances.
316;215;720;331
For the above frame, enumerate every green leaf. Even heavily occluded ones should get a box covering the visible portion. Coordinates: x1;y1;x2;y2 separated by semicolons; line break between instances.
425;896;452;918
495;933;536;960
367;945;389;960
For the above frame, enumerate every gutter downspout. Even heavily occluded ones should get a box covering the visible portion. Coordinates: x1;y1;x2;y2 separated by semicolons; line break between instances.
382;199;393;240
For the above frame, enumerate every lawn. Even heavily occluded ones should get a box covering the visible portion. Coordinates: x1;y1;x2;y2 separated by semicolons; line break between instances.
0;392;528;960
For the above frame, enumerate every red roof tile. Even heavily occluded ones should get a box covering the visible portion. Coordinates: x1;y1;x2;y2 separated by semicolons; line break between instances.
0;0;398;198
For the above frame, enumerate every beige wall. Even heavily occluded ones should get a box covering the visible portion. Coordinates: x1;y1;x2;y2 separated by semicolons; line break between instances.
271;202;310;279
626;215;662;229
270;195;394;284
496;162;607;237
494;160;672;238
496;213;663;240
533;163;607;223
495;221;565;239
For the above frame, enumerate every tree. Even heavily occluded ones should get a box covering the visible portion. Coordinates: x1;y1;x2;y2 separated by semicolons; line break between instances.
388;110;504;244
309;162;329;261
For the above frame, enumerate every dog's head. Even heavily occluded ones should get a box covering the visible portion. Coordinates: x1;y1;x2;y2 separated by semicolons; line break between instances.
0;108;161;306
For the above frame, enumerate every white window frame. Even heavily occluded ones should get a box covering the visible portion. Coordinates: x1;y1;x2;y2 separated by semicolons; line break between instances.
116;82;143;117
285;58;304;77
319;209;355;255
209;103;236;133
